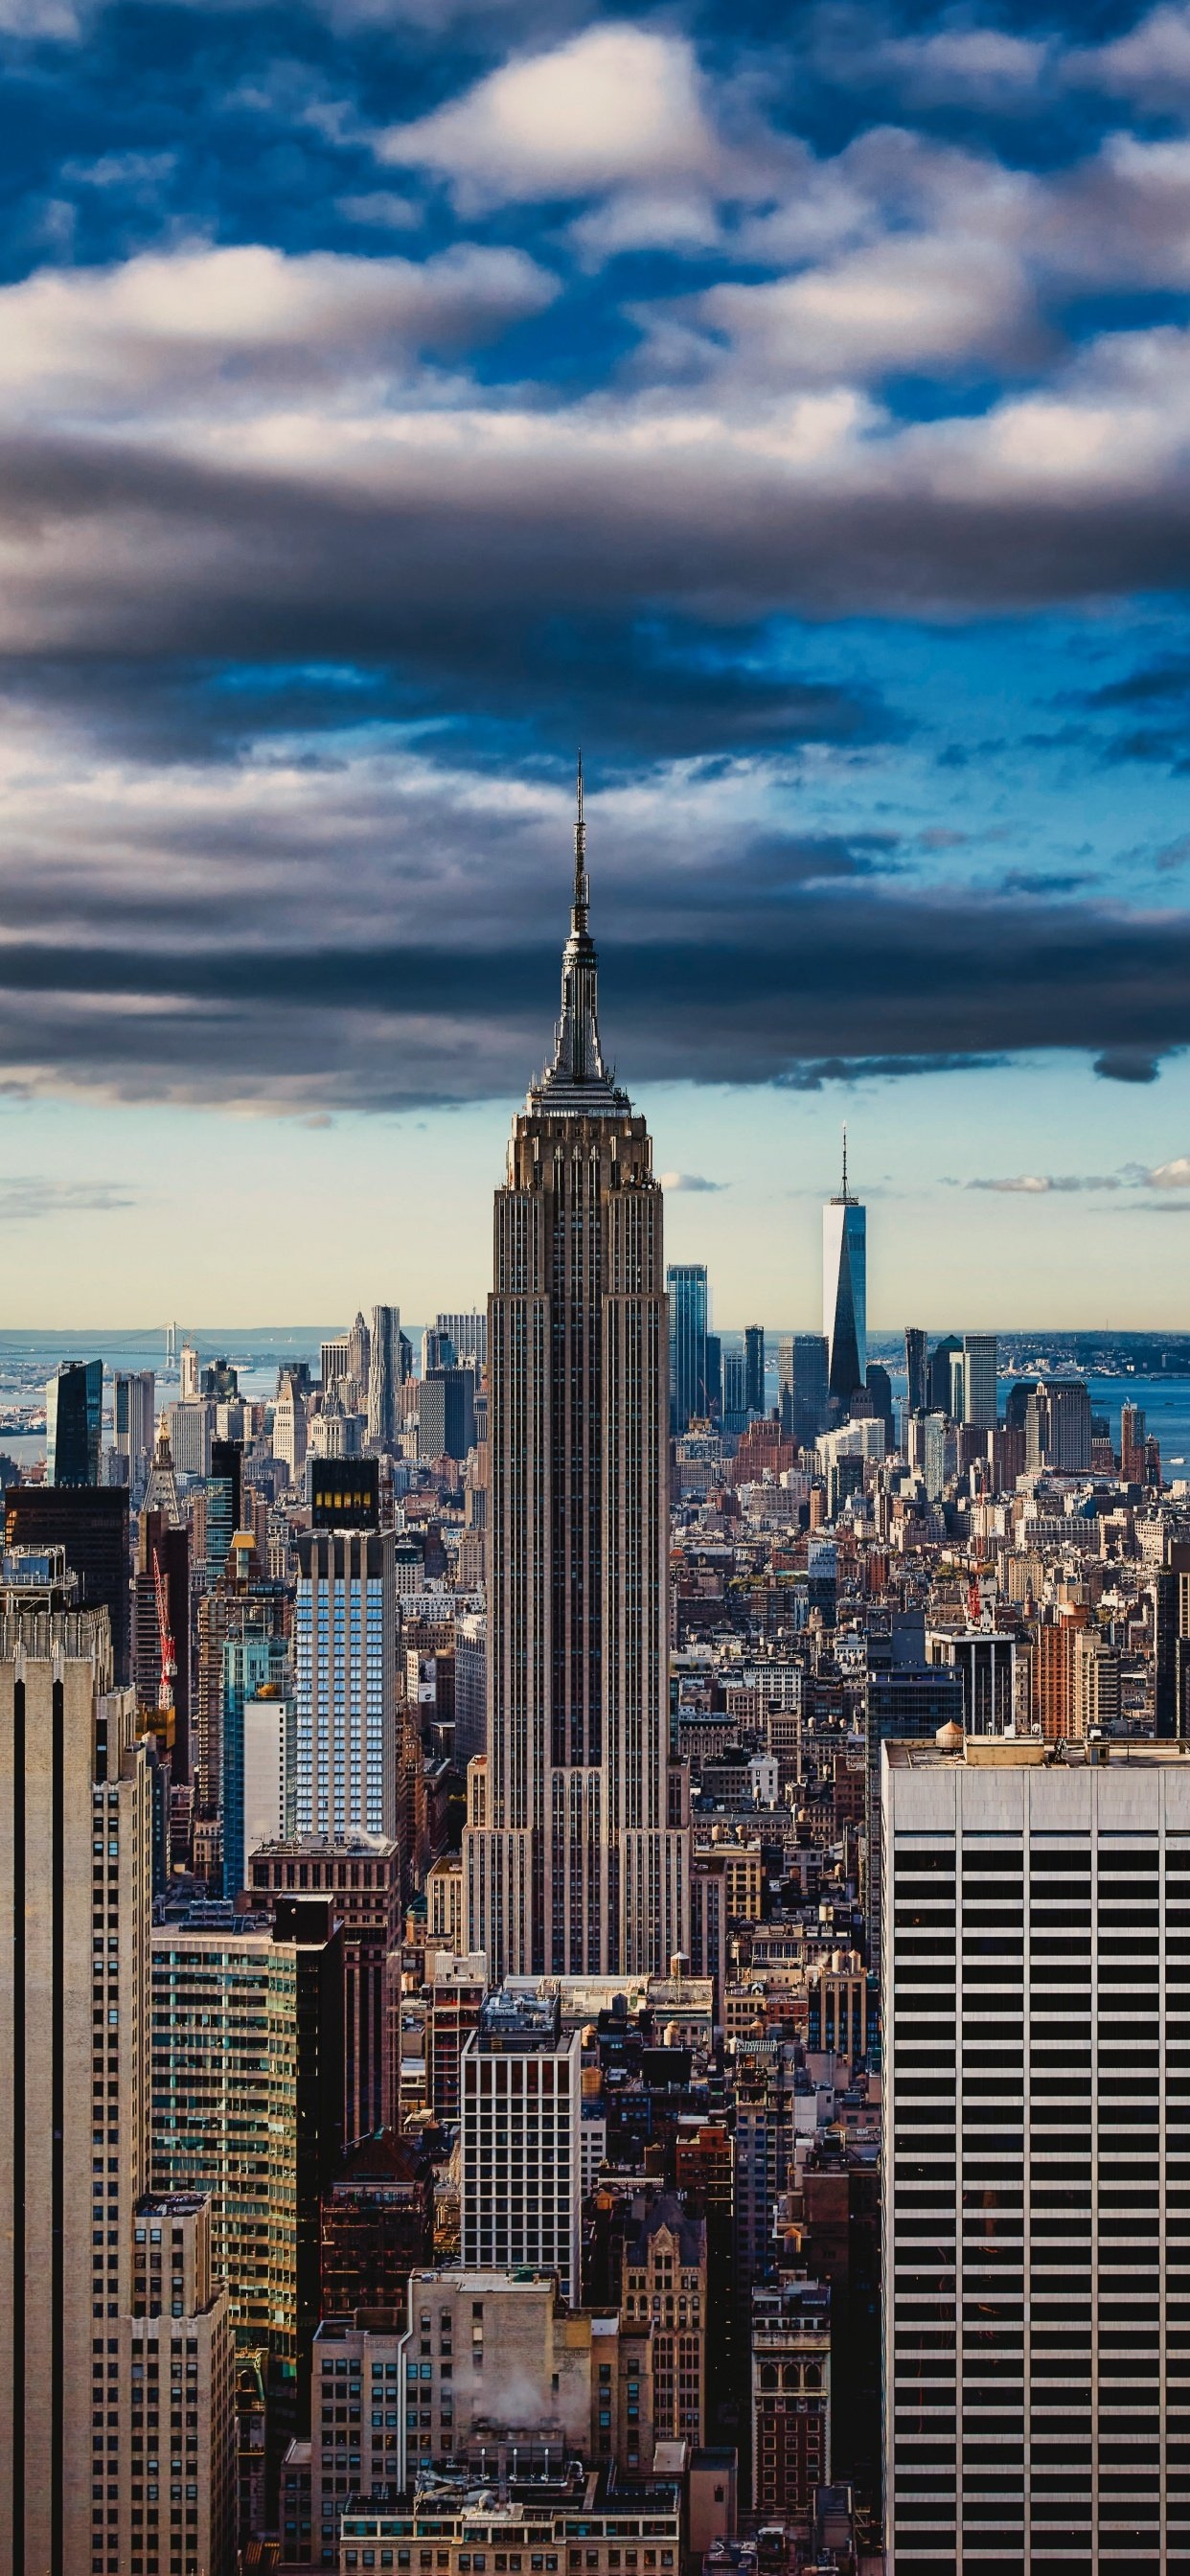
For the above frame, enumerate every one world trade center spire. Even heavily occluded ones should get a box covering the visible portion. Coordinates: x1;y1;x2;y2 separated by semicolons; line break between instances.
823;1125;867;1414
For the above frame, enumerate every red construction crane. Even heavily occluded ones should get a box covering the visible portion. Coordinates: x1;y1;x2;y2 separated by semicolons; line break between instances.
152;1546;176;1714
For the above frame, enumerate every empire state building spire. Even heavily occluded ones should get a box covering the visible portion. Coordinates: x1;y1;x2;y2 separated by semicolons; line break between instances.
465;755;690;1983
533;756;625;1111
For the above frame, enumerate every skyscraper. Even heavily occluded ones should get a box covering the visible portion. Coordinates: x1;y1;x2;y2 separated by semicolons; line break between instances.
436;1310;487;1367
821;1135;866;1414
6;1481;131;1683
744;1323;766;1417
669;1262;709;1431
1025;1375;1093;1474
205;1437;241;1585
113;1367;155;1487
0;1593;149;2572
460;1989;583;2300
464;768;689;1980
883;1733;1190;2574
419;1364;476;1462
1121;1399;1147;1483
722;1346;747;1431
274;1369;308;1482
366;1304;403;1451
904;1325;928;1414
778;1332;830;1452
293;1518;397;1841
961;1330;997;1431
704;1329;722;1419
46;1355;103;1484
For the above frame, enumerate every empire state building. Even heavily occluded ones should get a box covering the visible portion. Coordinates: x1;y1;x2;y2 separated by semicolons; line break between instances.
464;771;690;1981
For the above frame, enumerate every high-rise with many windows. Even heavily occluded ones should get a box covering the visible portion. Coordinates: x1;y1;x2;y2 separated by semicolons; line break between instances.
0;1605;148;2573
668;1263;709;1433
459;1989;583;2300
882;1732;1190;2576
114;1368;156;1487
464;773;688;1979
293;1524;396;1841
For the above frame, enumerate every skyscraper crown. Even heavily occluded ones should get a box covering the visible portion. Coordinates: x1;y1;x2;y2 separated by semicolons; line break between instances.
530;756;628;1115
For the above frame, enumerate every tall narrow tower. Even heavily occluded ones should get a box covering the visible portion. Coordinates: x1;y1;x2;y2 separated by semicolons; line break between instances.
822;1126;867;1414
465;766;689;1982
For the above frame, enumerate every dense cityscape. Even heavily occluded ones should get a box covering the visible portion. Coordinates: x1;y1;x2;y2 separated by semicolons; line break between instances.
2;801;1189;2576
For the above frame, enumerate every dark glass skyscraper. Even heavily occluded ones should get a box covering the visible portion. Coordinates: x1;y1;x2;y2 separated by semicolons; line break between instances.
668;1262;709;1432
779;1334;830;1451
46;1357;103;1484
206;1438;242;1583
904;1325;928;1414
744;1323;766;1416
822;1135;866;1412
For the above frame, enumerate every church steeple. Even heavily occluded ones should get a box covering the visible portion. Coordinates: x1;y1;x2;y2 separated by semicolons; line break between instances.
532;757;626;1112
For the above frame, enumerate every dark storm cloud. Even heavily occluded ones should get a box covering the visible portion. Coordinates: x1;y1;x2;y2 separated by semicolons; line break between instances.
5;420;1190;657
0;0;1188;1131
1092;1046;1165;1082
0;629;888;770
0;885;1185;1108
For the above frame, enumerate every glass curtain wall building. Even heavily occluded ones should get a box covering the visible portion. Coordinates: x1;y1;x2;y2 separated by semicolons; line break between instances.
46;1356;103;1484
822;1138;867;1414
668;1263;709;1433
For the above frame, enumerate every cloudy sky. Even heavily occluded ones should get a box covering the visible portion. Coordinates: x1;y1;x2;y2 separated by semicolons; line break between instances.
2;0;1190;1326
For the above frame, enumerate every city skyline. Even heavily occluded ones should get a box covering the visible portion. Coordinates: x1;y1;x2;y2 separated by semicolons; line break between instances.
2;1053;1190;1330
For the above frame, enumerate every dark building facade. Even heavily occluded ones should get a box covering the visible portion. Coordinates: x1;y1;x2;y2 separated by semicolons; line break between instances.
206;1438;242;1584
744;1326;766;1418
779;1335;829;1453
250;1832;401;2146
270;1898;345;2426
46;1355;103;1484
319;2130;434;2319
419;1368;476;1464
5;1481;131;1683
309;1458;379;1530
135;1514;192;1777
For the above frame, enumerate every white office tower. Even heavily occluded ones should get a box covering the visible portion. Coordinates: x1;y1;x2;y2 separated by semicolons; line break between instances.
293;1529;396;1838
273;1371;308;1482
882;1733;1190;2576
460;1989;583;2302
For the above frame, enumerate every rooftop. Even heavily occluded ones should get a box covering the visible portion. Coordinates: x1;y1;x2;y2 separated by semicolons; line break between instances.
885;1734;1190;1771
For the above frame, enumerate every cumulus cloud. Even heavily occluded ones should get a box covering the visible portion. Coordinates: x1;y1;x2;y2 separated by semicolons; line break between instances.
1067;5;1190;105
0;240;558;422
689;232;1037;386
378;26;722;208
1147;1155;1190;1186
812;16;1048;107
658;1171;726;1192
